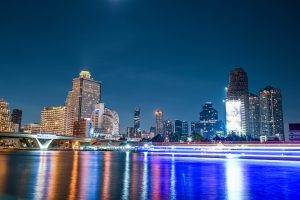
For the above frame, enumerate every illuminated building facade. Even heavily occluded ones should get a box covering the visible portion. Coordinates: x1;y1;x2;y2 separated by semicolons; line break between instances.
40;106;67;135
66;69;101;134
23;123;41;134
91;103;120;136
199;102;218;139
249;93;261;139
0;98;12;132
226;67;249;136
259;86;284;140
101;107;119;135
91;103;105;129
182;121;189;139
163;119;173;141
73;118;92;137
133;107;141;135
226;100;242;135
11;109;22;132
155;109;163;135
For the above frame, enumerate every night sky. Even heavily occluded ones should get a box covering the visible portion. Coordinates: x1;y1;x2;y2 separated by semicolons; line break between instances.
0;0;299;133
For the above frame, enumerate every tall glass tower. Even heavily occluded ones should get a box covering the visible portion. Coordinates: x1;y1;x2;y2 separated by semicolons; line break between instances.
155;109;163;135
259;86;284;140
226;67;249;136
66;69;101;134
133;107;141;132
249;93;260;139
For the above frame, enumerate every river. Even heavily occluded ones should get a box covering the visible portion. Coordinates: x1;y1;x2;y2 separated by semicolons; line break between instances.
0;151;299;199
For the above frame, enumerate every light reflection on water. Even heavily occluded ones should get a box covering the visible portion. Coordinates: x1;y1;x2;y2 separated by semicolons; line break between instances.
0;151;300;199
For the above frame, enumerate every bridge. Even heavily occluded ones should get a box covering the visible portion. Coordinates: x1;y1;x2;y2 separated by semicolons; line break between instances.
0;133;92;150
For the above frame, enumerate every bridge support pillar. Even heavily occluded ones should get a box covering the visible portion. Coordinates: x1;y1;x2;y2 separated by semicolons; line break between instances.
36;138;54;150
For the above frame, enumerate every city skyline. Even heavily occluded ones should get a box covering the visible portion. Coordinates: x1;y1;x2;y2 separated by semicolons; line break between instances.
0;0;299;133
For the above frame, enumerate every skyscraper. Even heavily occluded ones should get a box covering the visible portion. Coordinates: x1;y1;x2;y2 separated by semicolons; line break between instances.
181;121;189;140
199;102;218;139
259;86;284;140
134;107;141;133
11;109;22;132
174;119;182;137
155;109;163;135
66;69;101;134
40;106;67;135
226;67;250;136
249;93;260;139
0;98;12;132
163;119;173;141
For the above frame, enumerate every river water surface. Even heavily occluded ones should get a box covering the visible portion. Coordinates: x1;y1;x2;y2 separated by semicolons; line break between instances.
0;151;300;200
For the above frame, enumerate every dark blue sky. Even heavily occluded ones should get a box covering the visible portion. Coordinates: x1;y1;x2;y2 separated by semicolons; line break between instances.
0;0;299;133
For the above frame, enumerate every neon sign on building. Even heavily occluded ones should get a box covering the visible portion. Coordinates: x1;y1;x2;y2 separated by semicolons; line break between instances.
226;100;242;135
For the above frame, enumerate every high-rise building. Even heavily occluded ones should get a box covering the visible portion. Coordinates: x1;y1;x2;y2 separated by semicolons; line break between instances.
163;119;173;141
11;109;22;132
91;103;105;129
23;123;41;134
249;93;260;139
259;86;284;140
174;119;183;135
91;103;119;136
40;106;67;135
0;98;12;132
226;67;249;136
155;109;163;135
182;121;189;136
133;107;141;132
199;102;218;139
66;69;101;134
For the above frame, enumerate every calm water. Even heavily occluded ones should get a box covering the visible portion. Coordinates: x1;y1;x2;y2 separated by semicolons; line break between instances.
0;151;300;200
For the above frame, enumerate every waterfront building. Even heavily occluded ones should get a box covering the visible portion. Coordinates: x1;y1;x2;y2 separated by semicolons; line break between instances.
23;123;41;134
289;123;300;141
133;107;141;134
65;69;101;134
155;109;163;135
199;102;218;139
163;119;173;141
0;98;12;132
73;118;92;137
11;109;22;132
40;106;67;135
249;93;261;139
101;107;119;135
91;103;119;136
91;103;105;129
226;67;250;136
259;86;284;140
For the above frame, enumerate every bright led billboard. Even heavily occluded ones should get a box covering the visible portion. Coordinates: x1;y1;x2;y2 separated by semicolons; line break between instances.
226;100;242;134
